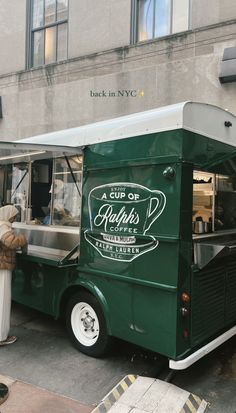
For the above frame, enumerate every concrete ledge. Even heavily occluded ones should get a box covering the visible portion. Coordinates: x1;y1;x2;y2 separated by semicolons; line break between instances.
92;375;137;413
92;375;208;413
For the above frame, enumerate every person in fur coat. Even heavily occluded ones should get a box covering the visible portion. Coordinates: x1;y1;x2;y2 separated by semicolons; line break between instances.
0;205;27;345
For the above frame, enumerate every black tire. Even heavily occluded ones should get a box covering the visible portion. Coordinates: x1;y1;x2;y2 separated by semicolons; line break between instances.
65;291;111;357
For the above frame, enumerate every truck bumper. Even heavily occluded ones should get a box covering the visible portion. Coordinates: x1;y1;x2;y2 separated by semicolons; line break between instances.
169;325;236;370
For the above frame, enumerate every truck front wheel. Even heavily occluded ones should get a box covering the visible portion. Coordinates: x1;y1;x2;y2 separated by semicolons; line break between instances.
65;291;111;357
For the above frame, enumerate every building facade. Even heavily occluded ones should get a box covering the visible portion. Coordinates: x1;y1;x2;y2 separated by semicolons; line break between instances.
0;0;236;140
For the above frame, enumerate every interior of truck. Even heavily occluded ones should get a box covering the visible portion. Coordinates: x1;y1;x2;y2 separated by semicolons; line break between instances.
0;155;83;227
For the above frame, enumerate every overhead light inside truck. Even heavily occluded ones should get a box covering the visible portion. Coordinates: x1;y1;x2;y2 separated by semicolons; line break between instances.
0;151;46;161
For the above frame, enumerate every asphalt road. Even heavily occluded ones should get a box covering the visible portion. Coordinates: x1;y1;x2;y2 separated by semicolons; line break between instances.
0;302;235;412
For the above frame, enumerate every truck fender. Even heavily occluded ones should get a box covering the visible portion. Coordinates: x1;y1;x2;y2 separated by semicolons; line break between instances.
60;279;112;335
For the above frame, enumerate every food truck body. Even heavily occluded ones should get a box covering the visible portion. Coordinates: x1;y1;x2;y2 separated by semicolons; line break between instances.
0;101;236;369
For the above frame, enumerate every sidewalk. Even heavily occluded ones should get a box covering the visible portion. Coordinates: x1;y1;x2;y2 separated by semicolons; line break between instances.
0;373;209;413
0;374;93;413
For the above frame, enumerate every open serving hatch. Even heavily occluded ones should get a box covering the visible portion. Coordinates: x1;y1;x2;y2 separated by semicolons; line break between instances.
0;140;83;266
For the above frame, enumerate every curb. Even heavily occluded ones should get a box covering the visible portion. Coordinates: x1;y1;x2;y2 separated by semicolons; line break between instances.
91;375;208;413
91;374;137;413
180;393;209;413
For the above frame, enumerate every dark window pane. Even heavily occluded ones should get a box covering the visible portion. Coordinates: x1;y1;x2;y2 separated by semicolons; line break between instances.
45;0;56;25
57;23;67;61
33;30;44;66
138;0;154;41
45;26;56;64
154;0;171;37
33;0;44;28
57;0;68;21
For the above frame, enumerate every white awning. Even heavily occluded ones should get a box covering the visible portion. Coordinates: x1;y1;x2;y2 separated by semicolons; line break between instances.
14;101;236;149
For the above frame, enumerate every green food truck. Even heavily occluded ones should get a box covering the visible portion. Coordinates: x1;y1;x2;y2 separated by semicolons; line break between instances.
0;101;236;369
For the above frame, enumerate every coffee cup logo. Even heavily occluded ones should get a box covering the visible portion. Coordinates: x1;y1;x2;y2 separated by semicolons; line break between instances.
85;182;166;262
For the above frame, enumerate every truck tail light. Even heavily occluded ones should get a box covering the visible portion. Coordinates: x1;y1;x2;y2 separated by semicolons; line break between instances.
181;292;190;303
183;330;189;338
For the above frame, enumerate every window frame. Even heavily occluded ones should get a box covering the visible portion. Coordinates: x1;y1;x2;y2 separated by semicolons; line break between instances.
27;0;69;69
131;0;191;44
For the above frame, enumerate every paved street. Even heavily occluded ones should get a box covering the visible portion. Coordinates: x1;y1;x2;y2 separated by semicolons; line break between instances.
0;302;235;412
1;303;158;407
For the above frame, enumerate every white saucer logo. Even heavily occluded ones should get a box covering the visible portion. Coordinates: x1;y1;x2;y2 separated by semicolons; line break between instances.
84;182;166;262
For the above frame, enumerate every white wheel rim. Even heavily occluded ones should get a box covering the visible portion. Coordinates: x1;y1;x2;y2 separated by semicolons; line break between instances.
71;302;100;347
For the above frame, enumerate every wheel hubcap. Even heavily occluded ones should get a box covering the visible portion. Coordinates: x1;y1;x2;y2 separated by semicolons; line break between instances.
71;302;99;347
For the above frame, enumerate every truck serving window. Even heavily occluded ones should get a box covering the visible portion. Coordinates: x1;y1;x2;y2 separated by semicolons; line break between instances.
193;170;236;233
0;155;82;228
50;156;82;226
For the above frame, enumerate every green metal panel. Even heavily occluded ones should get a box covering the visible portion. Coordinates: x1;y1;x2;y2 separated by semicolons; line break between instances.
175;163;193;357
84;130;184;170
13;256;79;316
182;130;236;171
78;153;187;357
84;129;236;173
78;270;135;341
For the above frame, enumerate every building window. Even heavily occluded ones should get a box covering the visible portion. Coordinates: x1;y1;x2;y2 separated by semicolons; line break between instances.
135;0;189;42
31;0;68;67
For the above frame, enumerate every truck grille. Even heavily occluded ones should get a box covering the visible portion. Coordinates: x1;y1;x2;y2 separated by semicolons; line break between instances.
226;260;236;324
191;258;236;346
